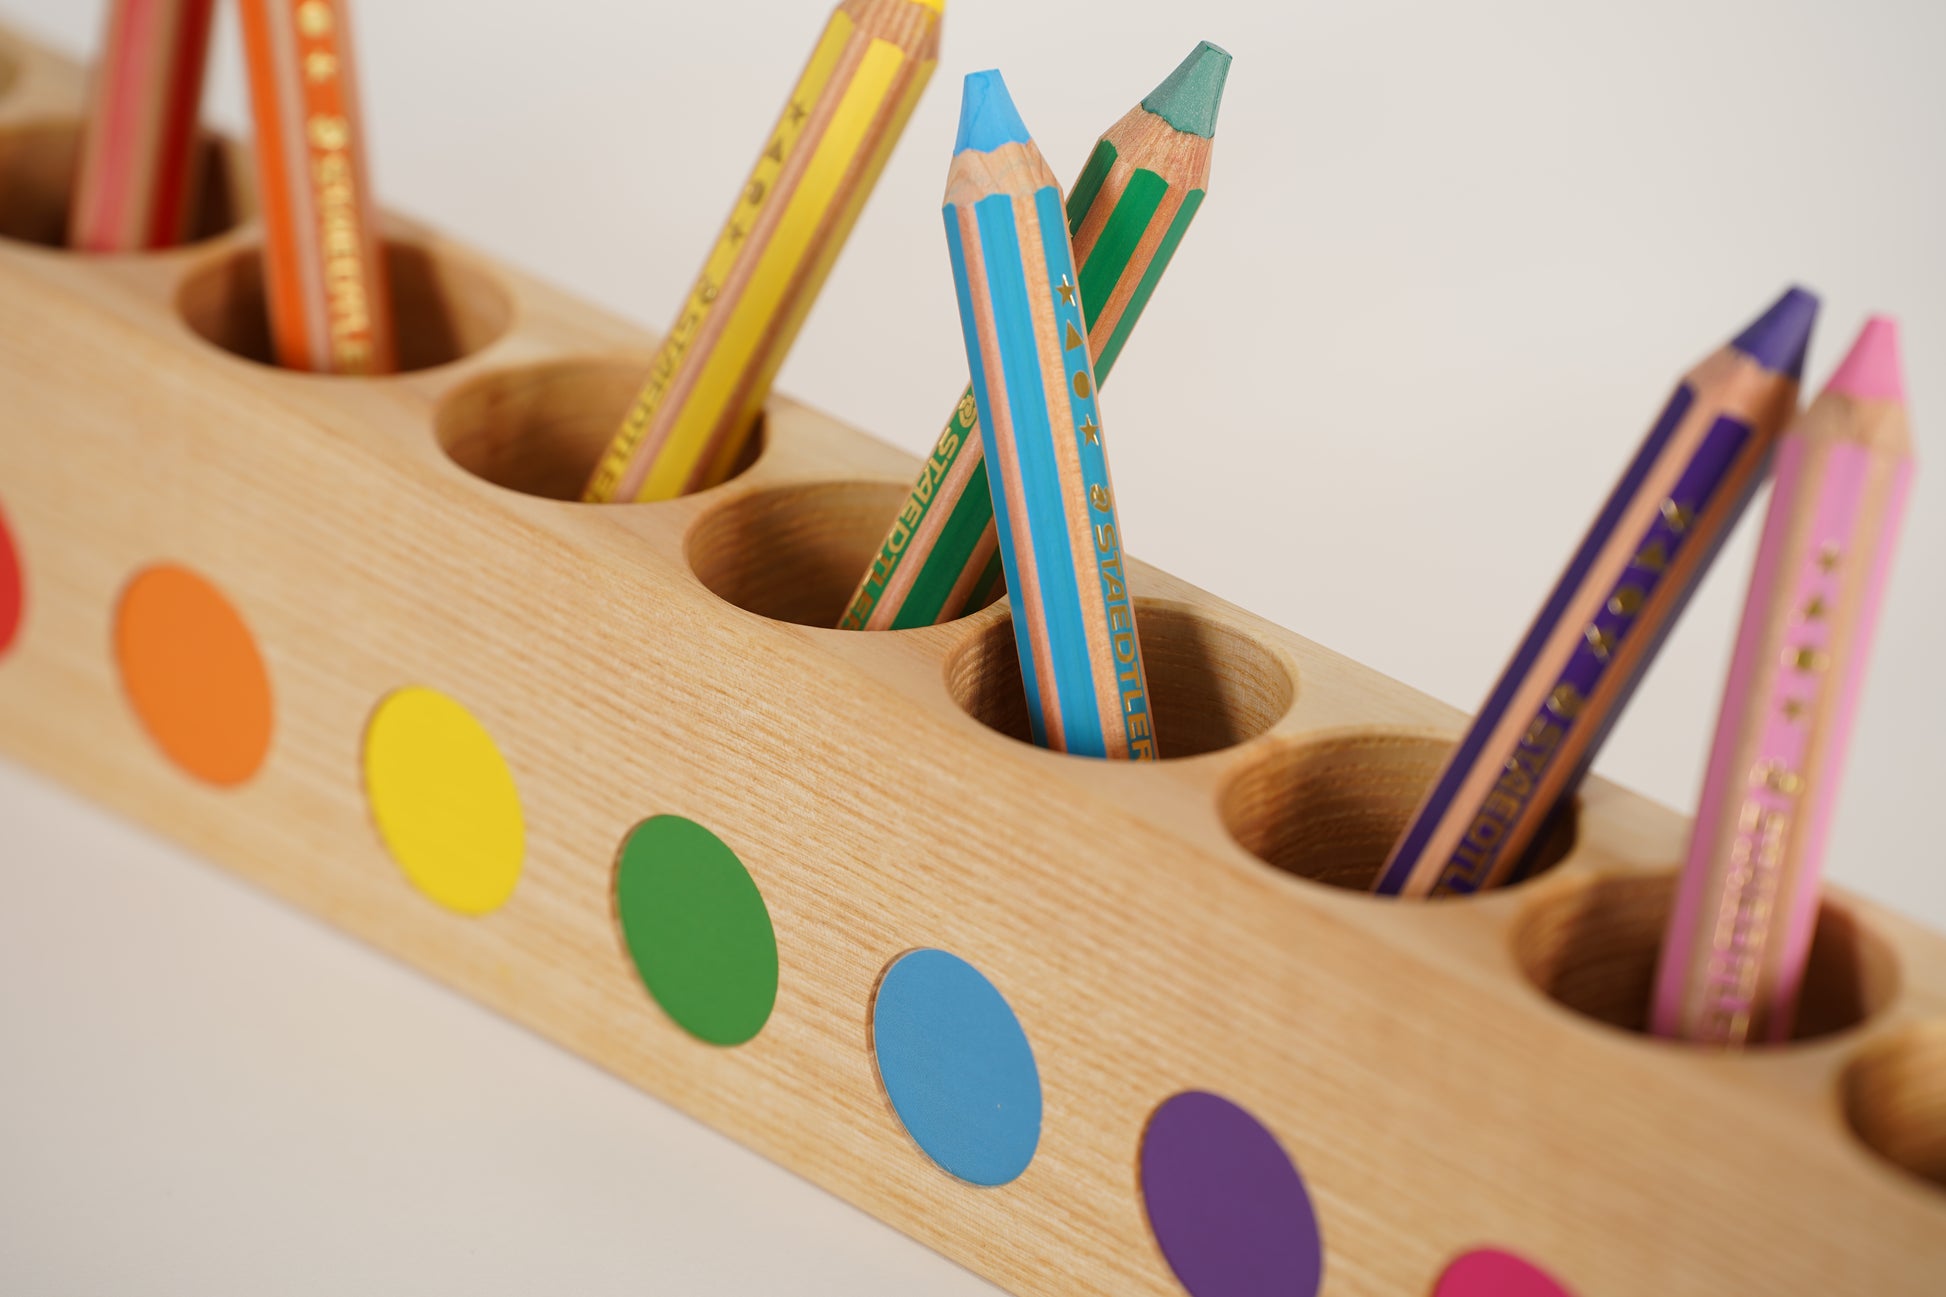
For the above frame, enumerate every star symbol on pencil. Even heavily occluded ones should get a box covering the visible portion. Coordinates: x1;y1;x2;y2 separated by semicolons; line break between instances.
1057;276;1076;306
1782;698;1804;722
1802;594;1827;622
1817;543;1841;573
1080;417;1100;445
305;51;338;84
728;222;746;245
788;102;808;125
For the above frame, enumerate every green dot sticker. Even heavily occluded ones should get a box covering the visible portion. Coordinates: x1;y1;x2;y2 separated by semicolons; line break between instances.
614;815;778;1046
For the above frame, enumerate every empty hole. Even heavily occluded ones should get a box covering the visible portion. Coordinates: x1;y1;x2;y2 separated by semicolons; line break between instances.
1219;729;1577;894
435;358;764;502
944;601;1294;760
177;239;511;375
1843;1022;1946;1192
1512;871;1898;1043
0;119;245;249
688;481;933;627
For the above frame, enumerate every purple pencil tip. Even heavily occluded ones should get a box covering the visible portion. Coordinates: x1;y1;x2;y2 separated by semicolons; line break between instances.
1730;285;1819;380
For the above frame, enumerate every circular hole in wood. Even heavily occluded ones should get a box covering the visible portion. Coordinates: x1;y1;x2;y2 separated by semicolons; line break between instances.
1843;1022;1946;1193
944;601;1294;760
177;238;511;375
0;118;246;250
1219;729;1577;895
687;480;974;627
1512;871;1898;1042
435;358;764;502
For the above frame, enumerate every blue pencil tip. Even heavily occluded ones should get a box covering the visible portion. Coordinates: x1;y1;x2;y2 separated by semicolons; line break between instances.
955;70;1031;155
1731;285;1820;379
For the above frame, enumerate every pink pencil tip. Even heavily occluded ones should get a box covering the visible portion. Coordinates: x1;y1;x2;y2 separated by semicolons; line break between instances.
1824;315;1905;402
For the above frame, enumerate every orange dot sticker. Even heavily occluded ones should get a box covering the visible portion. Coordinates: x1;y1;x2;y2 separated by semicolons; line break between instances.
115;565;274;786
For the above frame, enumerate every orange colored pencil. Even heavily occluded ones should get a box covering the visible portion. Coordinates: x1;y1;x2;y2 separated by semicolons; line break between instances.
68;0;217;252
237;0;395;374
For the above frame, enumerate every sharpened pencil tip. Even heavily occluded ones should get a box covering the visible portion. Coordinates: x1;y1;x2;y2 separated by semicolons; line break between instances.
1824;315;1904;403
1731;285;1819;380
1142;41;1232;139
955;70;1031;155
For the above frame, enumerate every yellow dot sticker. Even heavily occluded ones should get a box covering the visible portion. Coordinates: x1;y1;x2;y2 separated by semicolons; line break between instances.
362;687;524;915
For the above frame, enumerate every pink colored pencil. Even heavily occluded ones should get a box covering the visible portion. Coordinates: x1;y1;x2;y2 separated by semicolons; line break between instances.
1651;318;1914;1045
68;0;217;252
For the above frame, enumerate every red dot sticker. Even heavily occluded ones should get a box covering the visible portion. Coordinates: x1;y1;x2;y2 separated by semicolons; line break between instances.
0;499;22;656
1434;1248;1575;1297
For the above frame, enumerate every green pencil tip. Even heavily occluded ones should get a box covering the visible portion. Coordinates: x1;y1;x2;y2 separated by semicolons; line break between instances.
1140;40;1232;139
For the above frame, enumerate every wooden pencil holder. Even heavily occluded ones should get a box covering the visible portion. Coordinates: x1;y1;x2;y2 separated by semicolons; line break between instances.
2;26;1942;1296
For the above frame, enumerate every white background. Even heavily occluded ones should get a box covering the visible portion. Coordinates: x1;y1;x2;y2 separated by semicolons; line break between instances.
3;0;1942;1292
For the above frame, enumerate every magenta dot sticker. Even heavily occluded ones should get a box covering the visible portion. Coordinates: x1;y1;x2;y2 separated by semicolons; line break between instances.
1434;1248;1575;1297
0;499;21;656
1140;1091;1323;1297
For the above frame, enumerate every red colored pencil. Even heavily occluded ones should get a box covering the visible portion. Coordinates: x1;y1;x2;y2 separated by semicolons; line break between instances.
68;0;217;252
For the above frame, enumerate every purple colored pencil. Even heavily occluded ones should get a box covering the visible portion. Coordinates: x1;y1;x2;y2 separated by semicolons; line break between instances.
1374;287;1819;897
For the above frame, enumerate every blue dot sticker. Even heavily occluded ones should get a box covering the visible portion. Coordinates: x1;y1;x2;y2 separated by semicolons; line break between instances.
871;949;1041;1186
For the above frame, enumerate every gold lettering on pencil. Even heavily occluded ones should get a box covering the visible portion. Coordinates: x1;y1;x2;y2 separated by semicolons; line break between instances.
1094;522;1117;555
1697;762;1797;1041
1546;684;1584;720
1099;558;1127;601
1790;648;1829;673
957;393;978;425
308;114;349;152
1756;760;1803;797
297;1;333;38
1089;483;1112;513
304;110;381;372
1441;717;1565;891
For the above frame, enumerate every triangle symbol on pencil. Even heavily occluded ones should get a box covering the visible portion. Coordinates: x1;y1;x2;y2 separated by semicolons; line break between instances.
1065;321;1084;351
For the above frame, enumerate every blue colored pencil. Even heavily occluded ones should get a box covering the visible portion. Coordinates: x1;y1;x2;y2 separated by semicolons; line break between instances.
943;70;1156;760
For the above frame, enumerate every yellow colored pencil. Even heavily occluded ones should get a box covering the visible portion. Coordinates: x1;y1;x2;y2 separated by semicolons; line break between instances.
584;0;943;503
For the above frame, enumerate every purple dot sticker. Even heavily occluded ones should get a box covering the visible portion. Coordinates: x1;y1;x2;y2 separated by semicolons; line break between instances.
1140;1091;1323;1297
1434;1248;1576;1297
